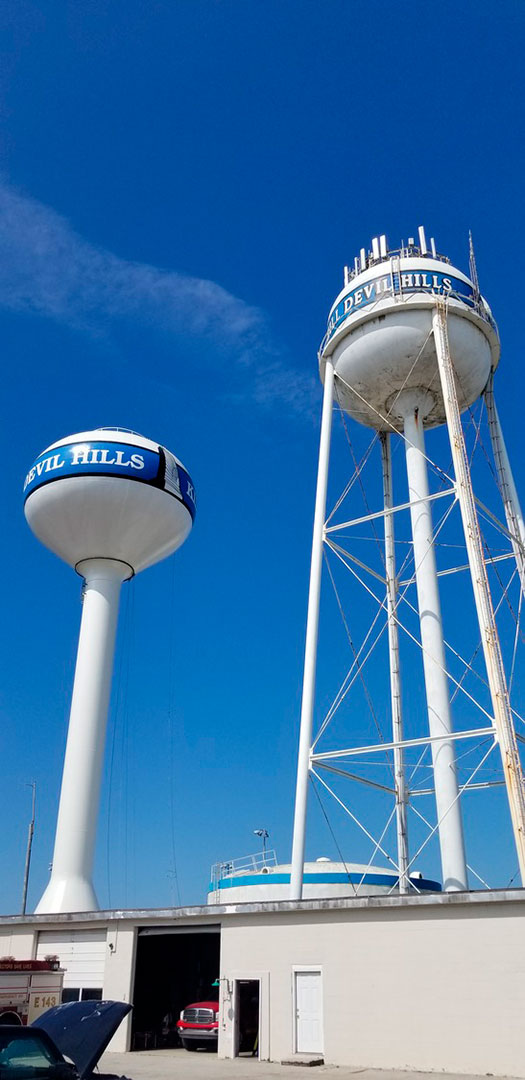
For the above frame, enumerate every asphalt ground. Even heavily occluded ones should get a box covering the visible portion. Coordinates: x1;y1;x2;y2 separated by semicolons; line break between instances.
98;1049;516;1080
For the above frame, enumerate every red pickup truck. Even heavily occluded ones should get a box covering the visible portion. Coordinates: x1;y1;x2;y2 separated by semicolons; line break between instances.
176;1000;219;1051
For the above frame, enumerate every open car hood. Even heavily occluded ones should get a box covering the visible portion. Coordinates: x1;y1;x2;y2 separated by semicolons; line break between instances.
34;1000;132;1078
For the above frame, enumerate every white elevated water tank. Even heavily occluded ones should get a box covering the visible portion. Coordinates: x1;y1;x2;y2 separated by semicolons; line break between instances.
320;246;499;430
25;427;196;914
24;427;195;573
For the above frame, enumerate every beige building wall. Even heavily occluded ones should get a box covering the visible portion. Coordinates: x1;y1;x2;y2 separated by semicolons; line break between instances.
219;897;525;1076
103;923;137;1052
1;893;524;1076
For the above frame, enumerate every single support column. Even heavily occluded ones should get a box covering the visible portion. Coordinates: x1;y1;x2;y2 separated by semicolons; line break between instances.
484;373;525;597
397;389;468;892
35;558;131;914
290;360;335;900
434;304;525;884
380;433;409;892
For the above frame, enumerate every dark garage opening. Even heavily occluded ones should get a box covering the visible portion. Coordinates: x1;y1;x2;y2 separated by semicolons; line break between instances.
236;980;260;1057
132;927;220;1050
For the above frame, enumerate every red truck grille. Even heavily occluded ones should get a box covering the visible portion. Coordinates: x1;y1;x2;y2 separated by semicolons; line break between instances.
182;1008;216;1023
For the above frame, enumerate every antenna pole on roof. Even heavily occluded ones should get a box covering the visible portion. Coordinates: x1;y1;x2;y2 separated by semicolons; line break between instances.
21;781;36;916
469;230;481;304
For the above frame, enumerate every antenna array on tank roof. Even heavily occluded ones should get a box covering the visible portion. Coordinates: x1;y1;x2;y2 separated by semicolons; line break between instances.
346;226;447;282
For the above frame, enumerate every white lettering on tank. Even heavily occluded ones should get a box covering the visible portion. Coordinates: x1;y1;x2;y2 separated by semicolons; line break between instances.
69;446;144;469
353;289;363;305
24;467;36;490
401;273;413;289
45;454;64;472
363;283;375;299
98;448;116;464
114;450;130;466
442;277;452;291
24;454;65;490
70;446;91;466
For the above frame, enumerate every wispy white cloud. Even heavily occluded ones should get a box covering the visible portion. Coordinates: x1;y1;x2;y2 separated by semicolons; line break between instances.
0;180;317;415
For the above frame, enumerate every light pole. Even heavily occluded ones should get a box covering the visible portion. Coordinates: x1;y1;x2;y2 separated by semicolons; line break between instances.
254;828;269;864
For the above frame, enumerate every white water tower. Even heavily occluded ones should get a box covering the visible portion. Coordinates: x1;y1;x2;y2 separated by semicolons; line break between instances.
24;427;195;914
291;228;525;898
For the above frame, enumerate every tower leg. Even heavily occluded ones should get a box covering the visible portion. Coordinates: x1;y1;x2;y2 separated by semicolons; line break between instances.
381;433;409;893
35;558;130;914
434;304;525;885
397;390;468;892
484;373;525;597
290;361;335;900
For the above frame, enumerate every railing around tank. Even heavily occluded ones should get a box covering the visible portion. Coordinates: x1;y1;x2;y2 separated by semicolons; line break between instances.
210;849;278;896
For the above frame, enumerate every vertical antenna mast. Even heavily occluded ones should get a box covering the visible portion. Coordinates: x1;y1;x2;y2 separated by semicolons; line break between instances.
469;230;481;305
21;781;36;915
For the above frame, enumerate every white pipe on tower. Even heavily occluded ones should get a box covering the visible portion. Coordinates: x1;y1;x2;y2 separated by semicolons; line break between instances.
290;361;335;900
398;391;468;892
35;558;131;914
434;305;525;884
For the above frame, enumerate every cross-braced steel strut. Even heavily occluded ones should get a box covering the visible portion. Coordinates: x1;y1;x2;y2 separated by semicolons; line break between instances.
484;372;525;599
381;433;409;893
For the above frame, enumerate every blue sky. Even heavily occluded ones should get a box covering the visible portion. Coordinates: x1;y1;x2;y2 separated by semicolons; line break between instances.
1;0;525;914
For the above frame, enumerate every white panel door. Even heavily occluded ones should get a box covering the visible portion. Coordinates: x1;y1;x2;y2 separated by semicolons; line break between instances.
36;930;106;989
295;970;323;1053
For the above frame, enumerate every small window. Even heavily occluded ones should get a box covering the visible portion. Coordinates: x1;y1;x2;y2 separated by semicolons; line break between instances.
81;989;103;1001
61;989;80;1003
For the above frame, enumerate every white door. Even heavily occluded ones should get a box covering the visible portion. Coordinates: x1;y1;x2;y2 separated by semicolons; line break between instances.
36;930;106;992
295;970;323;1053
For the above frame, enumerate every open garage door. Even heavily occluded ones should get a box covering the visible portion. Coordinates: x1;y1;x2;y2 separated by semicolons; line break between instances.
132;925;220;1051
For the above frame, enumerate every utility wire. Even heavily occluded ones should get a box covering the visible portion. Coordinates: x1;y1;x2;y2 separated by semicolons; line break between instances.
310;774;357;894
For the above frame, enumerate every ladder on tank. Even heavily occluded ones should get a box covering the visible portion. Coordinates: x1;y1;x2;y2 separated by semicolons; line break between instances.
391;254;402;300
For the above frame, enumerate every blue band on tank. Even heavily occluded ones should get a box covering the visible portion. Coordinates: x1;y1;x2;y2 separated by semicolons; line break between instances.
325;271;477;343
23;440;196;521
209;872;441;892
175;464;196;521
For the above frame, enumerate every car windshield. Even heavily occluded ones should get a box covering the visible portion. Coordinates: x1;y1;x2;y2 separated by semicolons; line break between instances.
0;1033;73;1080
